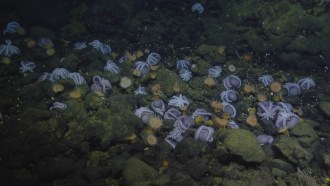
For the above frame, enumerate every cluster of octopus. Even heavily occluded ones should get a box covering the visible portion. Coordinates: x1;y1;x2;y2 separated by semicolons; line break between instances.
133;60;316;148
0;20;316;150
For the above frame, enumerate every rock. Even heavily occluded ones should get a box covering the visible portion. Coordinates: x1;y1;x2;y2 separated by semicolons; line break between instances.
108;156;127;178
268;159;296;173
195;44;226;65
59;53;80;71
320;101;330;118
156;68;188;96
303;118;319;128
19;82;45;102
30;26;56;40
150;174;171;186
274;136;313;167
36;157;76;181
175;137;202;163
122;158;158;186
323;154;330;166
62;100;85;119
259;118;278;135
84;92;103;110
21;108;52;122
86;151;109;167
61;19;87;38
221;178;248;186
184;158;208;179
172;177;199;186
220;129;266;163
271;168;287;177
290;121;317;147
82;166;109;185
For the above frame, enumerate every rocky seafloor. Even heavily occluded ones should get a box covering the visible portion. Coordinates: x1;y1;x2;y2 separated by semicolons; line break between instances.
0;0;330;185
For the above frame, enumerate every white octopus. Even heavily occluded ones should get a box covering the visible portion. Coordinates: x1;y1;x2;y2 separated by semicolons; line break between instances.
0;39;20;57
104;60;119;74
19;60;36;73
168;94;190;110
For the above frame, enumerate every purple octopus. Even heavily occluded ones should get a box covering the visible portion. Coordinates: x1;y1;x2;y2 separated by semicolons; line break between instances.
222;102;236;117
277;102;293;112
146;52;161;66
52;68;69;80
49;102;67;111
257;101;278;120
134;107;154;124
256;134;274;146
165;129;184;149
191;108;212;120
68;72;86;85
275;111;300;130
134;61;150;76
220;90;238;103
297;77;315;90
91;75;112;94
163;108;181;121
151;99;166;116
173;116;195;133
223;75;241;90
165;115;195;149
194;125;214;142
258;75;274;86
283;83;301;96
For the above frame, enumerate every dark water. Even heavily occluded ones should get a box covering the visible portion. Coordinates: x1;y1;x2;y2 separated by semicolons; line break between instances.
0;0;329;185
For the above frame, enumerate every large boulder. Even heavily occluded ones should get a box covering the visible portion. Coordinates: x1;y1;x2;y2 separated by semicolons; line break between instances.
216;129;266;163
275;136;313;167
123;158;158;186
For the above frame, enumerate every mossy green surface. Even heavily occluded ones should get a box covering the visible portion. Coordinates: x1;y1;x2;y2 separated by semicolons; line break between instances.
61;19;87;38
222;129;266;163
320;101;330;118
84;92;103;110
123;158;158;186
156;68;188;96
275;135;313;167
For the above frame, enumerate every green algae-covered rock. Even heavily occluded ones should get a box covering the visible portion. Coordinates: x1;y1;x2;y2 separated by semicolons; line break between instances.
86;151;109;167
320;101;330;118
100;110;139;146
97;94;142;146
19;82;45;102
268;158;296;173
62;100;85;119
64;93;141;148
64;119;106;146
221;129;266;163
61;19;87;38
190;56;211;75
243;29;271;53
287;35;323;55
274;136;313;167
323;154;330;166
156;68;188;96
30;26;56;40
221;178;249;186
55;78;77;91
123;158;158;186
59;53;80;71
84;92;103;110
188;76;219;101
36;157;76;181
290;121;317;147
195;44;226;65
21;108;52;122
262;3;305;47
108;94;138;113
